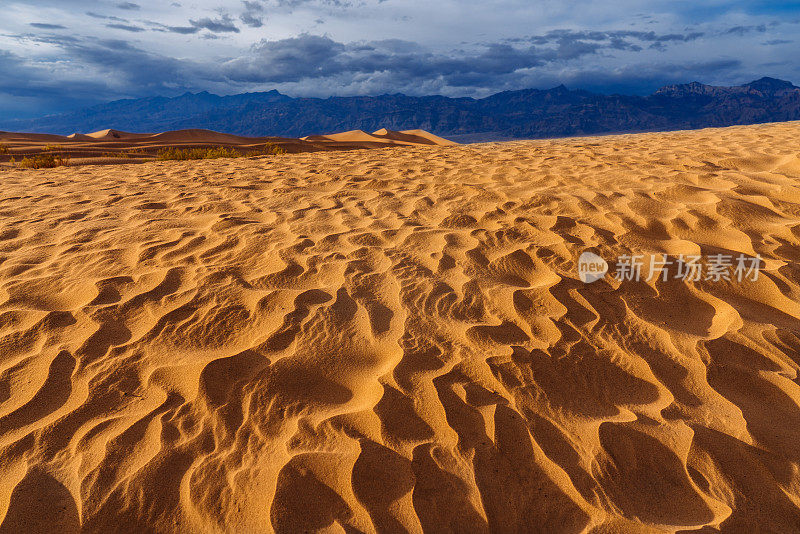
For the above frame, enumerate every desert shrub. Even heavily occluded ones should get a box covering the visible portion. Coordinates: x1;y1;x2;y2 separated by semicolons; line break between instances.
157;144;286;161
102;151;130;158
157;146;246;161
18;153;69;169
261;142;286;155
43;144;64;152
0;144;9;155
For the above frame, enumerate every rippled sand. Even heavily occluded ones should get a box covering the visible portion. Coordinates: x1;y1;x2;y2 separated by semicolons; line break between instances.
1;122;800;533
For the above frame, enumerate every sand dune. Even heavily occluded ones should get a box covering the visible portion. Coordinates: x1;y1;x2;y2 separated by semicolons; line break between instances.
145;129;264;144
66;133;95;141
0;131;69;143
303;129;377;143
87;129;137;139
303;129;457;146
0;121;800;532
372;128;459;145
86;128;161;141
0;127;455;167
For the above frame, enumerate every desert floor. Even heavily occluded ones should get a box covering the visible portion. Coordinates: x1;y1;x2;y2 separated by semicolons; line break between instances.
1;122;800;533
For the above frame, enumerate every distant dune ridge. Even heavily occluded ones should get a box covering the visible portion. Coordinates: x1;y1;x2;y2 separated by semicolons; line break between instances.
1;122;800;531
302;128;457;146
0;127;456;167
1;77;798;141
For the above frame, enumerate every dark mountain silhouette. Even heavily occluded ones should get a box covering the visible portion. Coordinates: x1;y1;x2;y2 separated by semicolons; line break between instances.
2;77;798;141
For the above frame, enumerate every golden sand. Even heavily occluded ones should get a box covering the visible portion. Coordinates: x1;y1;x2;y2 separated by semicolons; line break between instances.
1;122;800;532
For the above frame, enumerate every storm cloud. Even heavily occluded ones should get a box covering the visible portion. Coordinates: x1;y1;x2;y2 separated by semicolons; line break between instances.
1;0;799;118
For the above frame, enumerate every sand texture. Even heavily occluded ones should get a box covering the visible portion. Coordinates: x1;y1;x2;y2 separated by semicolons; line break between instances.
1;122;800;532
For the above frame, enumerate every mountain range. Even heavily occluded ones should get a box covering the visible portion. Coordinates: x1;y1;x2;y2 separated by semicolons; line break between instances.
2;77;798;142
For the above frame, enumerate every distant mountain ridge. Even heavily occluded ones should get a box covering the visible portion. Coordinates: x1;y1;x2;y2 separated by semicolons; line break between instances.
2;77;798;141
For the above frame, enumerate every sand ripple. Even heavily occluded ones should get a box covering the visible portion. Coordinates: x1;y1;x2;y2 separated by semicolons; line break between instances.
1;122;800;532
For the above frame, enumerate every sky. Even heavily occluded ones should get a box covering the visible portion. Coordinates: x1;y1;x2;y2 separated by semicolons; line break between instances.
1;0;799;119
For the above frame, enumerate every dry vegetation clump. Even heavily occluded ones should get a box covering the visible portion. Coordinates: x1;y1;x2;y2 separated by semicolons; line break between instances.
0;144;9;155
18;153;70;169
157;147;246;161
157;143;285;161
260;142;286;155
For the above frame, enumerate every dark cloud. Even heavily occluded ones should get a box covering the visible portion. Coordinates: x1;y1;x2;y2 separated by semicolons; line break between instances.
86;12;128;22
725;24;767;36
189;14;240;33
162;25;200;34
225;35;343;82
106;23;146;32
219;35;558;91
6;35;219;97
243;0;264;8
553;59;744;95
154;15;241;34
131;12;243;34
63;39;179;74
260;0;356;8
29;23;67;30
3;3;799;122
12;33;81;45
240;12;264;28
0;49;42;97
222;34;623;87
5;25;787;104
523;29;706;54
0;48;128;118
240;1;265;27
215;33;759;98
614;30;705;42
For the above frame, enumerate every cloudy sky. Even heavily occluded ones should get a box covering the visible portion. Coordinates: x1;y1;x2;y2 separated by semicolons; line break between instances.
1;0;799;119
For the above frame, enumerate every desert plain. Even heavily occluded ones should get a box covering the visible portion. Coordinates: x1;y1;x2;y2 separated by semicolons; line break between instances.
0;122;799;532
